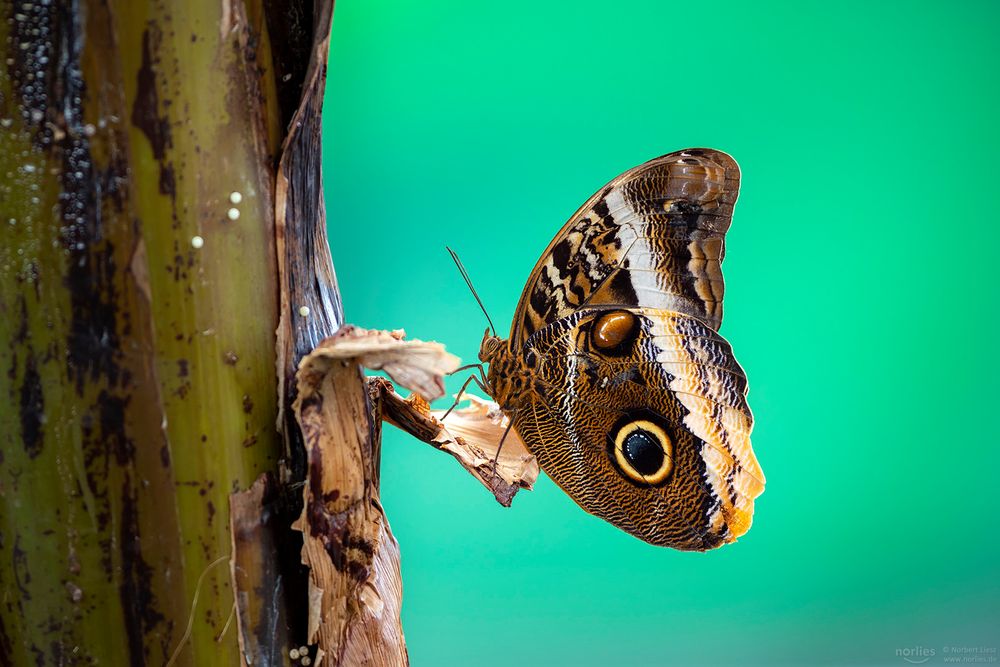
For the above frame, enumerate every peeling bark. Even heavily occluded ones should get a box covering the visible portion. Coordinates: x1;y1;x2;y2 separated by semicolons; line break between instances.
287;329;537;664
292;336;407;664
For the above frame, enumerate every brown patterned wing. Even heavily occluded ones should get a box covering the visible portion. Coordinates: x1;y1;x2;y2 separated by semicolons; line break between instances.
510;149;740;347
513;307;764;551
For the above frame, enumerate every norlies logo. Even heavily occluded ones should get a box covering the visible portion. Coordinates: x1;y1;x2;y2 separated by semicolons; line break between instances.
896;646;936;664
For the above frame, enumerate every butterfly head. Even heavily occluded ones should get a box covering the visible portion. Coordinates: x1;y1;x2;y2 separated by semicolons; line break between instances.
477;330;537;410
477;329;507;365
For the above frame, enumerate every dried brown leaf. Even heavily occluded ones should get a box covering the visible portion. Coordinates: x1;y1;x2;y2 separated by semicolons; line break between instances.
381;389;538;507
303;326;459;401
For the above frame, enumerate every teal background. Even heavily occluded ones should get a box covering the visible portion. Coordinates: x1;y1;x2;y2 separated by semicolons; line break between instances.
322;2;999;665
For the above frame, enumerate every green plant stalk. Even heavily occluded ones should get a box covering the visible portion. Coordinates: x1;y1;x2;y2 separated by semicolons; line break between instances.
0;1;287;663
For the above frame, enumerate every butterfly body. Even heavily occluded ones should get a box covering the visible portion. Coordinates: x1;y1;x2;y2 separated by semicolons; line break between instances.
478;148;764;551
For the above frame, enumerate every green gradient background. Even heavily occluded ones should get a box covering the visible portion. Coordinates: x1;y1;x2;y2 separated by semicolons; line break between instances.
321;2;999;665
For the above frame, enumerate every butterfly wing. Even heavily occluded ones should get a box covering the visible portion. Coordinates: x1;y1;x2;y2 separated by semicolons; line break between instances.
514;308;763;550
510;148;740;347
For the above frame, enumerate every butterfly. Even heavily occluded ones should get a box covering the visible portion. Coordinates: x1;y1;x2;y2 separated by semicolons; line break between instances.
474;148;764;551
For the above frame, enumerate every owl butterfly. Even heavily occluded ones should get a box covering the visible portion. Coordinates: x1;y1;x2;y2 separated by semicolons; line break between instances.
475;148;764;551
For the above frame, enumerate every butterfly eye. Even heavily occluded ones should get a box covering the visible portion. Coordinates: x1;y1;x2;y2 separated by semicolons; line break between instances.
611;419;673;485
590;311;639;356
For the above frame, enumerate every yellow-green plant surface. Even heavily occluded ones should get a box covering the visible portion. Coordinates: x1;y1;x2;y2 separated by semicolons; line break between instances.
0;2;286;663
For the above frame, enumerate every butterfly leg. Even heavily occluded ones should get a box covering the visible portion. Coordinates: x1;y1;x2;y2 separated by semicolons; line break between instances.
449;362;488;386
491;411;517;468
439;372;491;421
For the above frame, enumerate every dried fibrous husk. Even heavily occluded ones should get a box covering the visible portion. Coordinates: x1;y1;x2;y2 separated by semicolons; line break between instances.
380;388;538;507
307;326;460;401
291;330;408;666
290;326;536;666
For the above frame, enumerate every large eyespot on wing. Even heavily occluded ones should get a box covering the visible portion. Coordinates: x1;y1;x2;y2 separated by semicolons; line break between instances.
514;308;763;550
608;414;675;486
510;148;740;347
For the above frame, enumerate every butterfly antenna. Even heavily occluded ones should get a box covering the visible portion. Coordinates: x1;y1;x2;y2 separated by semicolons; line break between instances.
446;246;496;337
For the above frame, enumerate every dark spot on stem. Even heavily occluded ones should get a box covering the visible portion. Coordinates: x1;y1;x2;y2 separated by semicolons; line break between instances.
131;28;171;159
158;162;175;197
12;295;29;346
12;534;31;599
19;352;44;459
119;476;163;666
0;611;12;665
99;391;133;465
